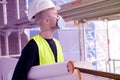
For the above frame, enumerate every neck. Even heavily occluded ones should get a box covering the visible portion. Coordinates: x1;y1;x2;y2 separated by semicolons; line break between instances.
40;30;55;39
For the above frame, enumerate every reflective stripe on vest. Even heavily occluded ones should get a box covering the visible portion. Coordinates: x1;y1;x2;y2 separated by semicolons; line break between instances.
32;34;64;65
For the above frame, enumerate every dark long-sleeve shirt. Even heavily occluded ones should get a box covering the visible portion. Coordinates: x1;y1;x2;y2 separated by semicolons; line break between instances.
12;38;57;80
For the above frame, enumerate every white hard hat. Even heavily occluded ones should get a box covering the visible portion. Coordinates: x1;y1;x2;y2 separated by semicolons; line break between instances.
28;0;56;21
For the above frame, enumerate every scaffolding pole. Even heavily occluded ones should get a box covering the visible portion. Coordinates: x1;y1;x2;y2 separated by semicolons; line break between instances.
16;0;20;19
5;31;11;56
104;19;111;73
2;0;7;25
0;36;1;56
80;20;86;61
18;28;23;54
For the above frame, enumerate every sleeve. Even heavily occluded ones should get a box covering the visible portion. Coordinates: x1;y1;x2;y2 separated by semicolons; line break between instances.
12;39;39;80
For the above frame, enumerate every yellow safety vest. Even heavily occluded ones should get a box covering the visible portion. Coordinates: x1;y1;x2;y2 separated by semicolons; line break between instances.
32;34;64;65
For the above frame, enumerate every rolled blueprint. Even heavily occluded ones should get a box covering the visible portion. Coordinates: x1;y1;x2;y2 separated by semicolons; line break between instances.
37;69;82;80
28;61;74;80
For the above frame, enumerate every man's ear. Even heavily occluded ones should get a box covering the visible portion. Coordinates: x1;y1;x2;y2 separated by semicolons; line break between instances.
43;18;50;24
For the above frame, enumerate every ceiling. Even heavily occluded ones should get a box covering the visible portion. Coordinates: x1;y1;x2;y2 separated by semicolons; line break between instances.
58;0;120;22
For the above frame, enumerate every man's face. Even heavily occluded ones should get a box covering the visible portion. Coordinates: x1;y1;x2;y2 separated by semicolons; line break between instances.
43;8;59;30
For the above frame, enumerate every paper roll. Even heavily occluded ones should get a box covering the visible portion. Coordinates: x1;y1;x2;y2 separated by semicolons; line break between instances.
28;61;74;80
38;69;82;80
76;69;82;80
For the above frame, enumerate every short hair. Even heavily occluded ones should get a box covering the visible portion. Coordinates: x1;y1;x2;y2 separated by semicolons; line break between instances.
34;11;44;24
34;8;55;25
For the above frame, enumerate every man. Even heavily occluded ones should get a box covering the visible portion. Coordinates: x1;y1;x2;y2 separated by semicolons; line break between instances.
12;0;64;80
